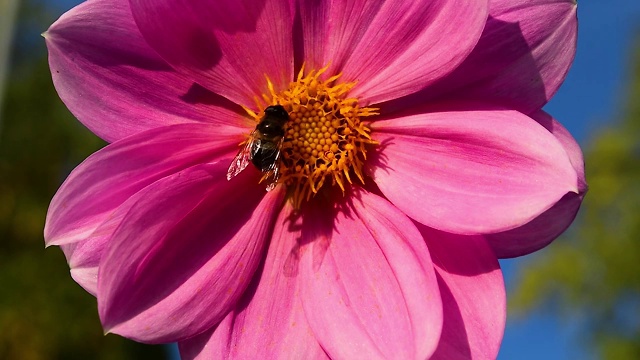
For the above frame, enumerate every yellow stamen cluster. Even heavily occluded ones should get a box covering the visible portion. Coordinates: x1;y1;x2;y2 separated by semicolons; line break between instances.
248;65;378;208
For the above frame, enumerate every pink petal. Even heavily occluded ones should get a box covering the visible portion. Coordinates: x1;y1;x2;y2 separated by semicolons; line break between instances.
385;0;577;114
45;0;244;142
419;226;505;360
369;102;579;235
60;235;117;296
129;0;294;108
60;241;102;296
179;203;327;360
44;123;242;247
69;267;99;295
98;162;285;343
300;189;442;360
58;154;215;295
531;111;586;189
62;242;101;295
297;0;488;105
487;110;587;258
58;162;202;295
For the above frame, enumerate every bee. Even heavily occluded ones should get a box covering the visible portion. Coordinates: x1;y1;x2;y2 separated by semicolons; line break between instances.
227;105;289;191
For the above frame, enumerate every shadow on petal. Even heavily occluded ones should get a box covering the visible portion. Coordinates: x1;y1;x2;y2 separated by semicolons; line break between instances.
431;272;471;360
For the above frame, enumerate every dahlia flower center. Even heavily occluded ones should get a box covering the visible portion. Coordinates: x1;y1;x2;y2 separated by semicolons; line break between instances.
247;65;378;208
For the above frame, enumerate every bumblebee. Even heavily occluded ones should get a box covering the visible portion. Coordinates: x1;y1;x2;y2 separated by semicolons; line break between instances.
226;105;289;190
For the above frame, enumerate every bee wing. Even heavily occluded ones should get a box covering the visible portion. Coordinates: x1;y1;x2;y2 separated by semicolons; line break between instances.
226;132;259;180
263;137;285;191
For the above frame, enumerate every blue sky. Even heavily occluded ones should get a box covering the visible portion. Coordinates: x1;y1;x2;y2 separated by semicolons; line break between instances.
46;1;640;358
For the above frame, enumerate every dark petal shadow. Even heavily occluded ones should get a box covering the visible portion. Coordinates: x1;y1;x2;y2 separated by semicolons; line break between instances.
179;82;245;114
430;272;472;360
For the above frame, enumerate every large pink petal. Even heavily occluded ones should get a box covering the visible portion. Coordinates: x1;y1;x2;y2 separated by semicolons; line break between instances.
487;110;587;258
129;0;294;108
298;0;489;105
179;203;327;360
59;172;190;296
370;103;579;235
45;0;244;142
98;162;285;343
60;183;163;296
58;150;238;295
419;226;505;360
385;0;577;114
59;217;125;296
300;189;442;360
44;123;243;247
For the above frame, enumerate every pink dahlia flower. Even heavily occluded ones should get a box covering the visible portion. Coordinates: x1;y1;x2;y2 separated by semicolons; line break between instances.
44;0;585;358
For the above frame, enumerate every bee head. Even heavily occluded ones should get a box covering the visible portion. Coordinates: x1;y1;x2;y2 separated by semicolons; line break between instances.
264;105;289;122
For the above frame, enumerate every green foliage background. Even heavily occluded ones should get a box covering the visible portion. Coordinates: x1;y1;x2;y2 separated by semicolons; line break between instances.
0;1;167;359
510;41;640;359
